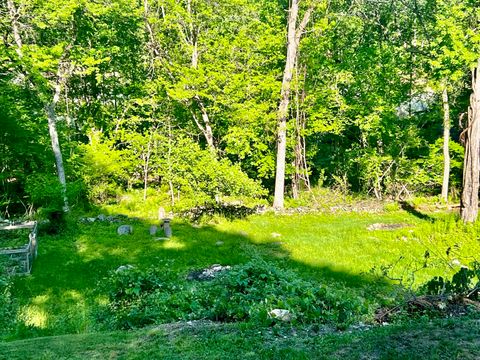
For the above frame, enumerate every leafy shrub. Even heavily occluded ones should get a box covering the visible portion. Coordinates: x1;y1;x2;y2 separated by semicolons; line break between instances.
422;262;480;298
0;260;17;335
161;136;267;202
79;131;131;204
97;260;366;330
180;201;266;222
25;174;64;211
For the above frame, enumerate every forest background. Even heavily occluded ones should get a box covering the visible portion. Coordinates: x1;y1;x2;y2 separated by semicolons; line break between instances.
1;0;480;217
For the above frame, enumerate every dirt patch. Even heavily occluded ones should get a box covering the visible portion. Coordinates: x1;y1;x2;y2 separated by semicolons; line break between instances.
367;223;410;231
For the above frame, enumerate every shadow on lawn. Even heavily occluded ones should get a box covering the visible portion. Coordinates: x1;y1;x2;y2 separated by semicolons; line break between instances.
9;215;396;340
399;201;435;222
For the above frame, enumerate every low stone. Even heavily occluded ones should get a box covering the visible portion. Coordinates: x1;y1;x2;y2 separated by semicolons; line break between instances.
115;264;134;273
215;241;224;246
271;232;281;238
117;225;133;235
97;214;107;221
268;309;292;322
187;264;231;281
87;217;96;223
149;225;158;236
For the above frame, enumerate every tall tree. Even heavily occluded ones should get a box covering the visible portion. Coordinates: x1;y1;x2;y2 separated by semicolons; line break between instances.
461;60;480;223
273;0;313;209
5;0;72;211
441;84;450;202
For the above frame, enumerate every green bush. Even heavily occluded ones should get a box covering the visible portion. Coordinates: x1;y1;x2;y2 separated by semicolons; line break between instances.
97;260;366;330
422;262;480;298
0;261;17;336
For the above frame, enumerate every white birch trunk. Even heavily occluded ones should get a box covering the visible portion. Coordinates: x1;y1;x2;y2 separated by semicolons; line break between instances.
273;1;312;209
441;85;450;203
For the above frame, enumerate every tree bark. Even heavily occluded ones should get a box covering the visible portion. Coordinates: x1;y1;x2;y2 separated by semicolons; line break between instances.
441;85;450;203
142;136;152;201
461;60;480;223
273;1;312;209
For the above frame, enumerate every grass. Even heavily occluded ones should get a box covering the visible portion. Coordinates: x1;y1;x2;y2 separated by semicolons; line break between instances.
1;203;480;357
1;316;480;359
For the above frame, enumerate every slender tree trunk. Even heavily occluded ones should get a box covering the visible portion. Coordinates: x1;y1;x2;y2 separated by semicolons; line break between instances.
441;85;450;203
7;0;23;58
143;138;152;201
46;81;69;211
7;0;68;211
194;96;215;150
273;1;312;209
461;60;480;223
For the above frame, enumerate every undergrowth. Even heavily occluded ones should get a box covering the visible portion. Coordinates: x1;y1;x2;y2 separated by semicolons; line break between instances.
96;259;368;330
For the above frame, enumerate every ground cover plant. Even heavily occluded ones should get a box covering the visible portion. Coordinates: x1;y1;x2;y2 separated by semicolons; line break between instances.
1;203;479;345
0;228;31;249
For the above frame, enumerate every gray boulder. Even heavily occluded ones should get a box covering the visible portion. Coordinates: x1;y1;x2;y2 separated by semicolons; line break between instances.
115;264;135;273
117;225;133;235
149;225;158;236
187;264;231;281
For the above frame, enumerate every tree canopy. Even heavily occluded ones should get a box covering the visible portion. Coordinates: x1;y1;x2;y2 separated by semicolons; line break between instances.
0;0;479;215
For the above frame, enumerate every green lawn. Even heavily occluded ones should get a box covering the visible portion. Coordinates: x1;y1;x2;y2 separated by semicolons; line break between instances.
1;317;479;359
2;207;480;352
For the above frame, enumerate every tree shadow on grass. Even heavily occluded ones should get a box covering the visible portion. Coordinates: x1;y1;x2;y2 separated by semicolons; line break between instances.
399;201;435;222
9;215;399;340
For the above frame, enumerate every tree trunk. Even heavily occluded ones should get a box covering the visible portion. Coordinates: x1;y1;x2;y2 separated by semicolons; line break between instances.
195;97;215;150
441;85;450;203
46;82;69;211
273;1;312;209
461;60;480;223
7;0;23;58
143;138;152;201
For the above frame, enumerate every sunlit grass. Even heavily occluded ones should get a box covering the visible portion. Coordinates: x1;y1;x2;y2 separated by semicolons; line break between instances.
5;206;480;340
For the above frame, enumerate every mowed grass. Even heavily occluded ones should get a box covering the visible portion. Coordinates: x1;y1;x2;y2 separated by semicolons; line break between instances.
1;317;480;359
4;207;480;341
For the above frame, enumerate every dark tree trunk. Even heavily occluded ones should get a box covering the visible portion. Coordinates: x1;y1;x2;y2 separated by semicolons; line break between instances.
461;60;480;223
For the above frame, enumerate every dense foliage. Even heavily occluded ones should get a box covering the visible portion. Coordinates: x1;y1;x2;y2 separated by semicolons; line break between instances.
1;0;479;214
98;260;366;330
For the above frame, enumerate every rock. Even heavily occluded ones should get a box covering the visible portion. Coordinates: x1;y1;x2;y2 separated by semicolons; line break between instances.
117;225;133;235
187;264;231;281
215;241;224;246
97;214;106;221
268;309;292;322
162;219;172;238
149;225;158;236
271;232;281;238
115;264;134;273
87;217;96;223
106;215;119;223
